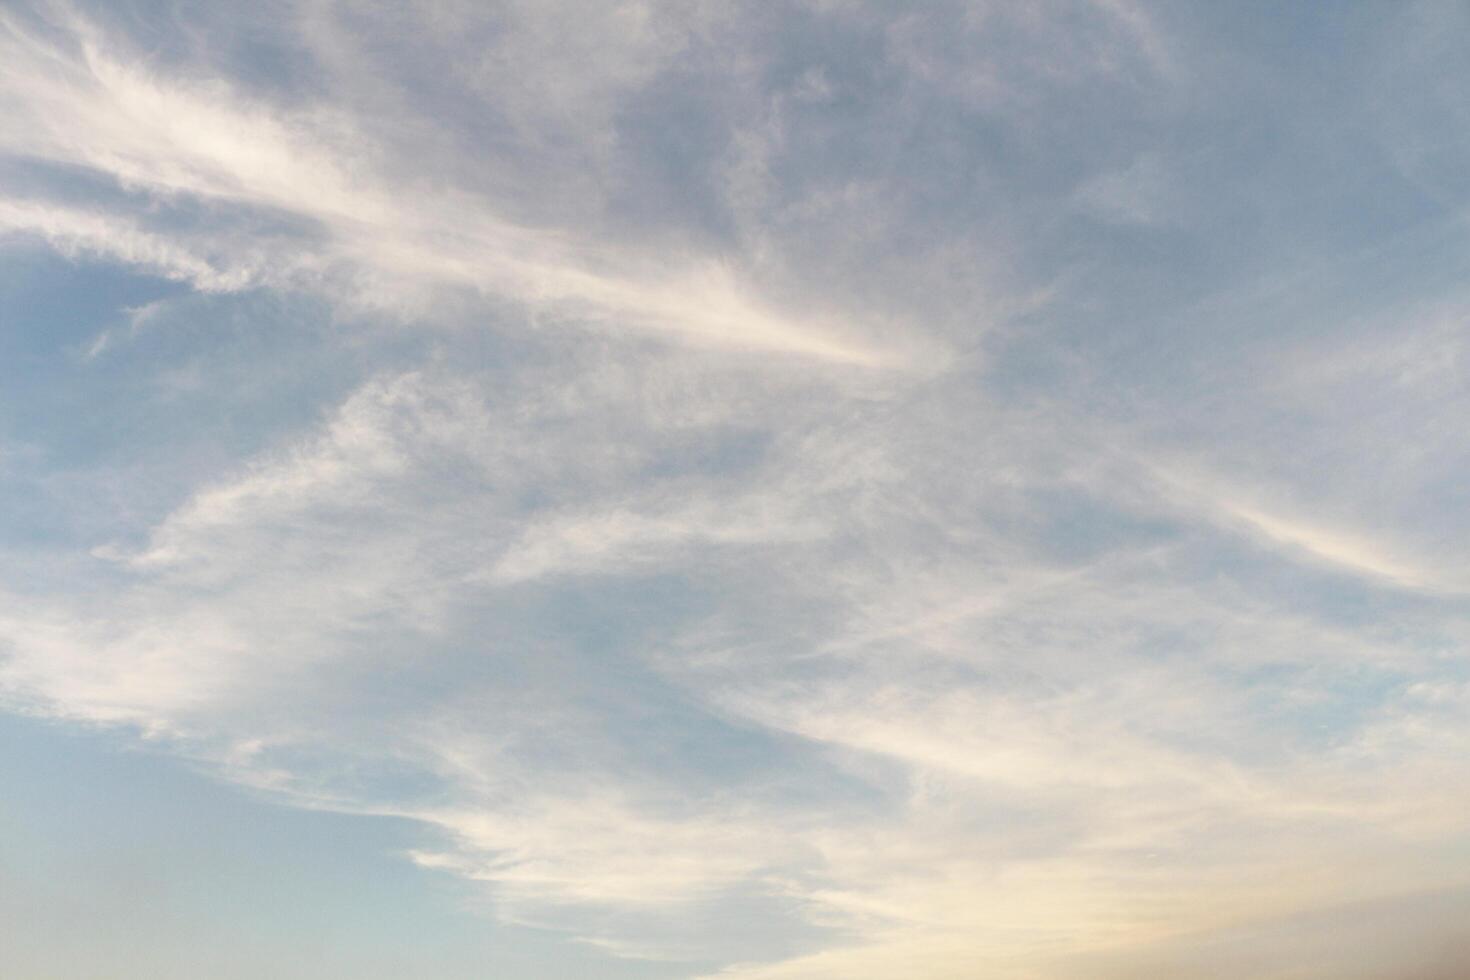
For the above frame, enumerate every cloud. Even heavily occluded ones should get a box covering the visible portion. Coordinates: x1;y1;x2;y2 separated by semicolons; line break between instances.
3;2;1470;978
0;199;255;291
1146;460;1466;595
0;6;914;367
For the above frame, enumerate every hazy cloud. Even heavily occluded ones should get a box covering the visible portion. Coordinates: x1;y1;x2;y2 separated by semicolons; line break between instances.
3;1;1469;977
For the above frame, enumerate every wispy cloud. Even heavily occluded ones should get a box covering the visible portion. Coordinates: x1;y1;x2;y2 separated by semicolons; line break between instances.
1147;460;1467;595
3;2;1470;978
0;7;914;367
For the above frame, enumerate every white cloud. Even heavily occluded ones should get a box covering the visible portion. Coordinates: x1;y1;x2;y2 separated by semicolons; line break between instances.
0;8;915;368
0;199;254;291
1148;459;1469;596
3;2;1470;978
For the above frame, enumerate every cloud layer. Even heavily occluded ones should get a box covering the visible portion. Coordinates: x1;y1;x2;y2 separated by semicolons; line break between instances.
3;2;1470;977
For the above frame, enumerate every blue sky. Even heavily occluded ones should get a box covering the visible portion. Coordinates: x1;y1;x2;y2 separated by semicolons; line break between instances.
2;2;1470;977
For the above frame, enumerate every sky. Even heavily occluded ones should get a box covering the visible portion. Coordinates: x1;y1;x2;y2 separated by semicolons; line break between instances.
2;1;1470;977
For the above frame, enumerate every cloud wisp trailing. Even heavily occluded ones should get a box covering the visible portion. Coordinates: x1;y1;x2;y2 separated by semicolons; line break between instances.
0;4;910;368
3;2;1470;978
